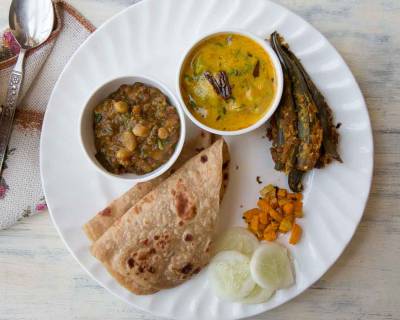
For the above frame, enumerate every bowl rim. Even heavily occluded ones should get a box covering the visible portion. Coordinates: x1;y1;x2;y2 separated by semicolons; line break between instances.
78;74;186;182
176;28;283;136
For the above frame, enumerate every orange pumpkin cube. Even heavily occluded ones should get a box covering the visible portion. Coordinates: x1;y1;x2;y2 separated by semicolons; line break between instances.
289;223;302;245
257;199;270;212
259;211;269;225
263;230;277;241
279;217;293;233
269;208;282;222
250;215;259;232
277;188;287;198
243;208;262;221
283;202;294;215
294;202;303;218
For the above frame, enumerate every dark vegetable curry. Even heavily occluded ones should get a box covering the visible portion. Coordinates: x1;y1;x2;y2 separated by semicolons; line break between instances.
180;33;277;131
93;83;180;175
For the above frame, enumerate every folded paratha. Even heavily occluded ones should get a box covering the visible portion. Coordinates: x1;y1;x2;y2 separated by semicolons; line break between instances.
91;139;227;294
83;132;214;242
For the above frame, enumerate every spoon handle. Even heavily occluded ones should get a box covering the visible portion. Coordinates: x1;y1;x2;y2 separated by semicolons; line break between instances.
0;48;26;175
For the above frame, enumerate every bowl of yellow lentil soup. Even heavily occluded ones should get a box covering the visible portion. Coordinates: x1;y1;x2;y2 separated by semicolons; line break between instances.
177;30;283;135
79;76;186;182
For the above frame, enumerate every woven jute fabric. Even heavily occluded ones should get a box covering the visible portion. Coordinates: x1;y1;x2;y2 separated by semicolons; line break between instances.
0;1;95;229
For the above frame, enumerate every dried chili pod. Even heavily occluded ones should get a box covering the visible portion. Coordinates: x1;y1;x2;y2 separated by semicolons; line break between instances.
204;71;221;95
216;71;232;99
204;71;232;100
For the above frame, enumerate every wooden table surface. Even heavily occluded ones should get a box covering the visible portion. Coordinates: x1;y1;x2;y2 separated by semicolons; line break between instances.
1;0;399;319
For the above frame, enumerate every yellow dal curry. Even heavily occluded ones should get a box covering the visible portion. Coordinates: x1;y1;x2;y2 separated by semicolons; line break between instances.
180;33;277;131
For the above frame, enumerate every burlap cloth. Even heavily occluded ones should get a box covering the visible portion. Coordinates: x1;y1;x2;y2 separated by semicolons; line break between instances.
0;1;95;229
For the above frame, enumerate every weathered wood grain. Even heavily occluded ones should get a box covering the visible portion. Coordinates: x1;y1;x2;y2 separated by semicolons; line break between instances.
0;1;399;319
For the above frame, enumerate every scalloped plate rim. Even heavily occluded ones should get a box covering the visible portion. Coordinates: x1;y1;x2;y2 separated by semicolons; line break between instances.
40;0;373;319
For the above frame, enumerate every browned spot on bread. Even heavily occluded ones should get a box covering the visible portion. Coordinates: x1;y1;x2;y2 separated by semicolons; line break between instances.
137;252;147;260
200;155;208;163
184;233;193;242
181;263;193;274
148;266;156;274
99;207;112;216
156;240;167;250
222;160;230;170
141;239;149;246
178;221;184;226
154;235;160;240
137;247;156;260
127;258;135;268
175;192;197;220
171;189;176;196
223;173;229;180
193;267;201;274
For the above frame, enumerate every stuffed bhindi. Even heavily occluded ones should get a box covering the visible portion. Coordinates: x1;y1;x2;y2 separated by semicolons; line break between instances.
285;48;341;165
268;32;340;192
269;37;298;174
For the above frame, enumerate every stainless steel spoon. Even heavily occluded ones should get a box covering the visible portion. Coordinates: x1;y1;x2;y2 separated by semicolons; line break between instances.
0;0;54;174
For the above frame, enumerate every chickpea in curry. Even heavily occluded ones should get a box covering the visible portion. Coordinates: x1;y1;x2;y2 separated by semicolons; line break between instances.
93;83;180;175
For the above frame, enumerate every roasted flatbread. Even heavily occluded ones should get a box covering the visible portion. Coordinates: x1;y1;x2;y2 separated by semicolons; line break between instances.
83;132;214;242
91;139;227;294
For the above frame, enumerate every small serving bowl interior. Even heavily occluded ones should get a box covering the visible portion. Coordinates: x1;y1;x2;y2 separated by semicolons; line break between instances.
177;29;283;136
79;75;186;182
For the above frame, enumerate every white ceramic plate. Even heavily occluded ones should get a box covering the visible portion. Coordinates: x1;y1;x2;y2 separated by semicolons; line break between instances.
40;0;373;319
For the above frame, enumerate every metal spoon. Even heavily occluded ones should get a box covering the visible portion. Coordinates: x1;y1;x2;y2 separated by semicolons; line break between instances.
0;0;54;174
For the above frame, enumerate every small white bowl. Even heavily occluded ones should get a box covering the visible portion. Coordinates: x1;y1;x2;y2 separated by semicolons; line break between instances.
79;75;186;182
176;29;283;136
